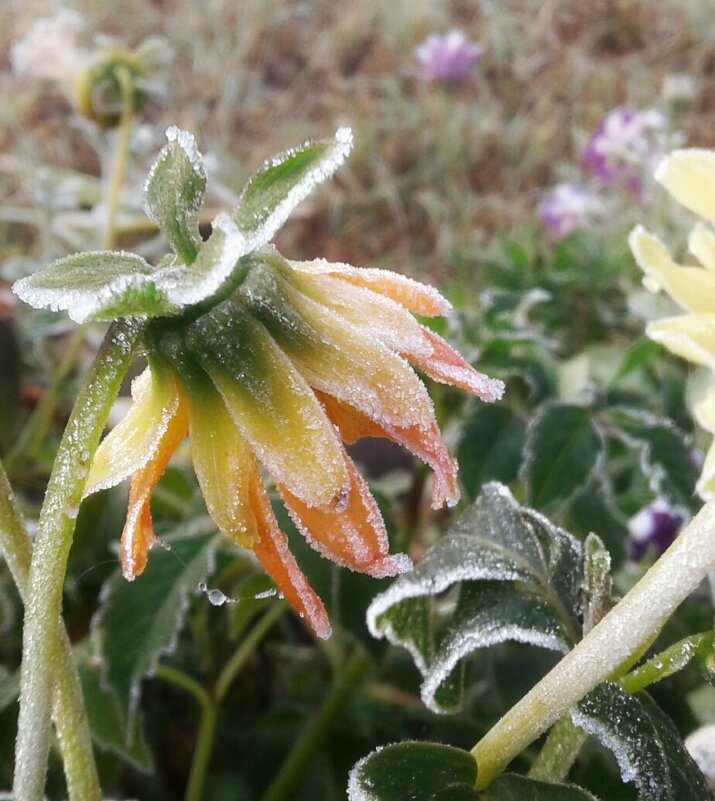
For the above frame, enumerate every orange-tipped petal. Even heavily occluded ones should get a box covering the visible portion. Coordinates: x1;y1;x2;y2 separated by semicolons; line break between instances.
280;454;412;578
289;257;452;317
408;328;505;402
249;479;331;639
184;380;257;548
120;394;189;580
317;392;459;509
185;297;349;510
85;365;183;497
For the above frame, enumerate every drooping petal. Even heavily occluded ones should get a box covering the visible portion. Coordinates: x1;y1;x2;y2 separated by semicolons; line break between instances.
184;296;349;510
288;257;452;317
248;477;331;639
240;261;437;430
656;149;715;223
629;226;715;314
406;327;505;402
279;453;412;578
120;392;189;580
647;315;715;370
84;364;183;496
689;223;715;271
317;391;460;509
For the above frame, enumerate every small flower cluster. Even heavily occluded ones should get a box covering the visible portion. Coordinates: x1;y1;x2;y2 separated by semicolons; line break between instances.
414;30;482;83
539;106;681;239
627;498;687;561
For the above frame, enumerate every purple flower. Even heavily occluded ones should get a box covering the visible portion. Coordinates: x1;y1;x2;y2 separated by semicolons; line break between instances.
414;30;482;83
583;107;667;194
537;182;602;238
627;498;687;561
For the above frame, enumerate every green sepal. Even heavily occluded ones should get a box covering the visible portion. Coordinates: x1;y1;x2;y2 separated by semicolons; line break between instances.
144;127;207;263
12;250;179;323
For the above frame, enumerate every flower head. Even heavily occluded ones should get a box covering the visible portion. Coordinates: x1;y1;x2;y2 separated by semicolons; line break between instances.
630;148;715;498
414;30;482;83
627;498;687;561
538;182;603;239
584;107;668;194
16;128;504;638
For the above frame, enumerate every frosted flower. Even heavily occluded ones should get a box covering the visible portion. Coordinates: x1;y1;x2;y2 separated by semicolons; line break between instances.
38;127;506;639
414;30;482;83
583;107;668;194
627;498;687;561
630;148;715;497
10;10;87;104
538;182;603;238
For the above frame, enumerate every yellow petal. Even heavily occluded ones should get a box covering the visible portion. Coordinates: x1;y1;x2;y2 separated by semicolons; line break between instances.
688;223;715;271
695;388;715;498
186;299;349;510
120;392;189;580
185;381;257;548
647;315;715;370
656;149;715;223
629;226;715;314
84;363;183;497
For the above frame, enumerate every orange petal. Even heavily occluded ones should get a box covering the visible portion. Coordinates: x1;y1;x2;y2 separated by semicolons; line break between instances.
249;478;331;639
407;328;505;402
317;391;459;509
289;257;452;317
120;394;189;580
280;454;412;578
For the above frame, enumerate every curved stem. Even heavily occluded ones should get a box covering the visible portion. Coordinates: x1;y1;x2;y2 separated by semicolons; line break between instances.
13;318;144;801
527;717;586;783
259;647;370;801
0;461;101;801
102;66;134;250
471;498;715;790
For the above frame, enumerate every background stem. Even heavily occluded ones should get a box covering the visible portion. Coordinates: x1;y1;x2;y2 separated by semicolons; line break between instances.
13;318;143;801
527;717;586;782
102;66;134;250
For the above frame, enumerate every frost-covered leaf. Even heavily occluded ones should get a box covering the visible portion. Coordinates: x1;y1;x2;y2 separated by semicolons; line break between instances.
347;742;477;801
144;126;207;264
486;774;598;800
580;533;612;634
571;683;713;800
523;404;605;509
606;408;699;509
458;405;526;501
94;520;216;732
79;661;152;771
12;251;178;323
232;127;352;239
367;483;583;712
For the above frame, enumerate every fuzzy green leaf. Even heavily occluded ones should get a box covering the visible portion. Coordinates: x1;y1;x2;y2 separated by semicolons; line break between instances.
571;683;713;800
367;484;583;712
12;250;178;323
144;126;207;263
486;774;598;800
523;404;605;509
348;742;477;801
94;520;216;732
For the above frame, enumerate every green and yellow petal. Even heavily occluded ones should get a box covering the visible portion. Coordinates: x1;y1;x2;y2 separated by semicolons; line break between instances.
656;149;715;223
688;223;715;271
84;361;183;497
647;315;715;370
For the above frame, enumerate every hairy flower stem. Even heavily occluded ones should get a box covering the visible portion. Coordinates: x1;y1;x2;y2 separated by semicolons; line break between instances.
471;498;715;790
102;65;134;250
13;318;144;801
0;461;101;801
527;717;586;783
260;647;370;801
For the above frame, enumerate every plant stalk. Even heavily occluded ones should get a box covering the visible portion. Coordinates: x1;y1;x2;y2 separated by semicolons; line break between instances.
0;461;101;801
527;716;586;783
471;498;715;790
259;647;370;801
13;318;143;801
